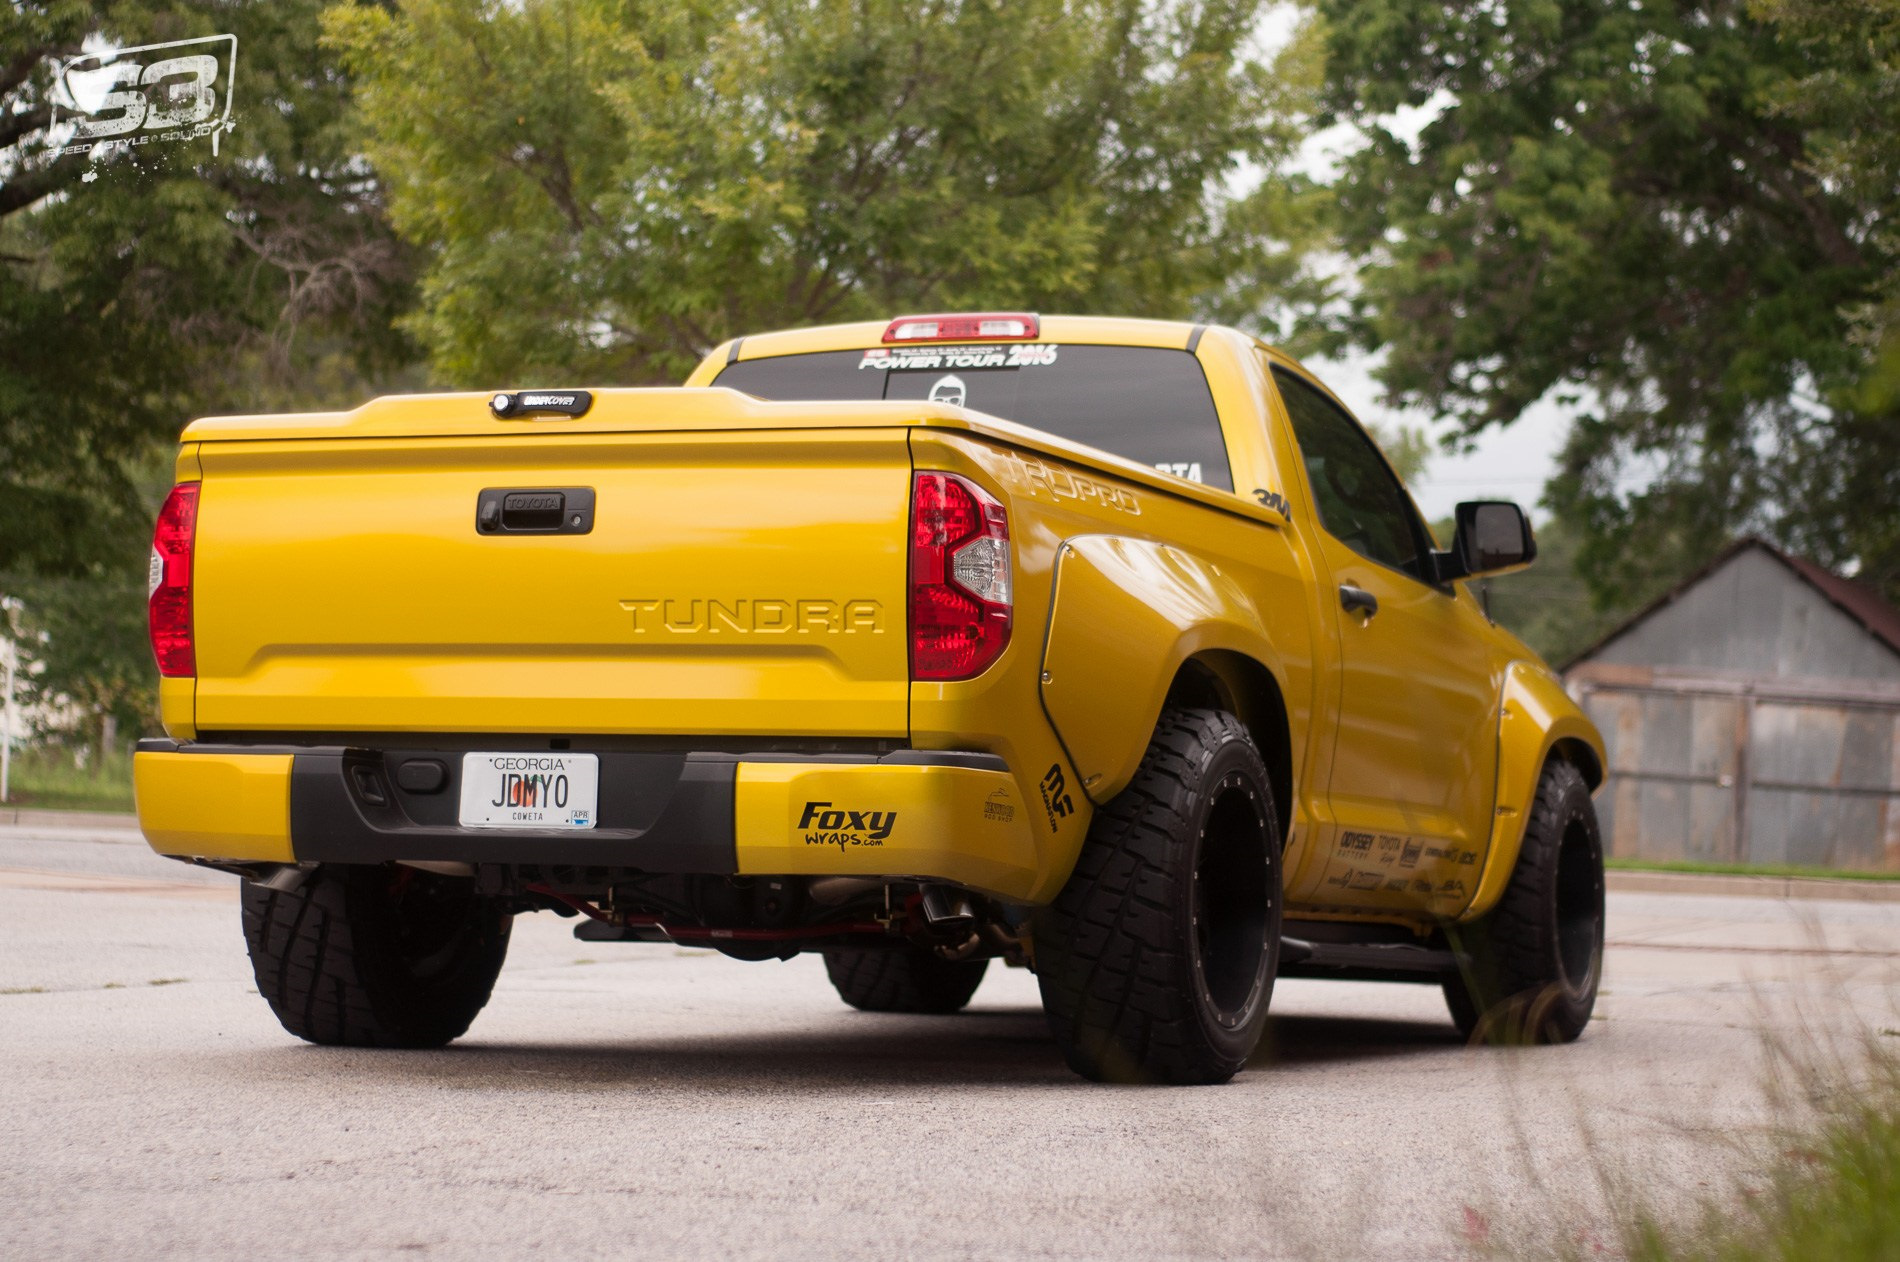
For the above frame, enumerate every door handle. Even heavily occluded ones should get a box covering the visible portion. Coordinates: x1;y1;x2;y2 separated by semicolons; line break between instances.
475;486;595;535
1339;584;1379;618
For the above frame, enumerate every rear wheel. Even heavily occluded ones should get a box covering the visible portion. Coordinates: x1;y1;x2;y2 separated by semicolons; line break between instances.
1444;758;1604;1044
241;863;512;1048
1034;707;1282;1085
822;945;989;1013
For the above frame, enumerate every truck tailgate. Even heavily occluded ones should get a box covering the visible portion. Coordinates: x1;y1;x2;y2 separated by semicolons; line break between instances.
190;427;912;738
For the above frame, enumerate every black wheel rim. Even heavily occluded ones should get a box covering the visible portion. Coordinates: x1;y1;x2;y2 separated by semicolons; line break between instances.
1553;814;1603;995
384;868;484;982
1190;771;1275;1026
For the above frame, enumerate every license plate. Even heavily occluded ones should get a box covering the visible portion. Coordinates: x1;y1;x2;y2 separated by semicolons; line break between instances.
457;753;599;829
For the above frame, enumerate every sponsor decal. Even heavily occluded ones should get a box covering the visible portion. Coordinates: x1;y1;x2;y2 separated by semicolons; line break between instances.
859;343;1060;372
1251;488;1292;520
928;375;967;407
620;598;882;635
1156;461;1204;483
1384;878;1409;893
1340;830;1374;855
1037;763;1076;832
798;801;895;851
1399;838;1424;868
983;789;1016;824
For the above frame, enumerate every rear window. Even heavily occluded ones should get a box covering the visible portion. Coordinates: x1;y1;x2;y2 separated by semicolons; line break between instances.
713;344;1233;490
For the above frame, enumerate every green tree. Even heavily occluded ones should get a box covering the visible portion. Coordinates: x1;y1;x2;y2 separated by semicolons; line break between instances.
1312;0;1900;608
325;0;1325;385
2;1;420;739
1;0;418;578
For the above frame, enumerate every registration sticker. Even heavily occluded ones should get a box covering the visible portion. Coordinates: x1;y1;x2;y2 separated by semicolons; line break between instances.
858;343;1059;371
457;752;599;829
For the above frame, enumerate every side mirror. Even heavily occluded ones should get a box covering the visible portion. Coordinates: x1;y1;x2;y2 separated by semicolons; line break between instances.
1440;501;1537;581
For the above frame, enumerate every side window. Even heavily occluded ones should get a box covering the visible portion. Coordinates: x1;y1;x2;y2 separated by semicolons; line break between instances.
1272;368;1426;578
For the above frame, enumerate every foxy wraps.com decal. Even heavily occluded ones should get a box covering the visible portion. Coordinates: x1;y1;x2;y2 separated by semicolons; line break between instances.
799;801;895;852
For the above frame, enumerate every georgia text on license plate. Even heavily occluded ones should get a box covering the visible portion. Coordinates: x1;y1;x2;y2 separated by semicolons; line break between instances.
458;753;599;829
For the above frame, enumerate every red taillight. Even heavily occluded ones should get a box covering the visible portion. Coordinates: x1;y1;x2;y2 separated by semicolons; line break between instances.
910;472;1011;681
883;313;1039;343
149;482;200;677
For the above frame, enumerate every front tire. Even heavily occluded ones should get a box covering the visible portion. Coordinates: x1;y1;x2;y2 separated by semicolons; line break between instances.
1444;758;1604;1044
822;946;989;1013
1034;708;1283;1085
241;863;512;1048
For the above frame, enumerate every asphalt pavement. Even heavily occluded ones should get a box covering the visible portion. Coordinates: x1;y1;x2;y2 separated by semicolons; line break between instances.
4;816;1899;1260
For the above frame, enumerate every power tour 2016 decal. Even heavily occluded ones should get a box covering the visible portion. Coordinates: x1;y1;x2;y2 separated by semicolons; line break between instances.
859;343;1061;373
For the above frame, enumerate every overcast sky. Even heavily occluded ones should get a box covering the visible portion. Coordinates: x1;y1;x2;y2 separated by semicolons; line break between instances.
1253;5;1576;525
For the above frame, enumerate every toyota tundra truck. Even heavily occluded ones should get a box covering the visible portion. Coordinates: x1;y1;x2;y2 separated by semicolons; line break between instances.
133;313;1607;1084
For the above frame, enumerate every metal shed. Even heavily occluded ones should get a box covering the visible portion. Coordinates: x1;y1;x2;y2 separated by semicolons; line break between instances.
1563;539;1900;871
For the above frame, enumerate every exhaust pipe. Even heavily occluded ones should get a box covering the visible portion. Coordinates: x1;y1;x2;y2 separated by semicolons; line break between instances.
919;884;975;928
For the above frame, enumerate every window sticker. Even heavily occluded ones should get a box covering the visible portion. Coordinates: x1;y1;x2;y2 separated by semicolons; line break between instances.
858;343;1060;372
1155;461;1204;483
927;375;967;406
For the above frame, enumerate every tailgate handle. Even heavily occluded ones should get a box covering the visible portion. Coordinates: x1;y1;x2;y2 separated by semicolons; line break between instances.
477;487;596;535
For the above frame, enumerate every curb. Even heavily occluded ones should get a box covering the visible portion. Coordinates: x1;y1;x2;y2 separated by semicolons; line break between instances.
0;807;140;831
1607;869;1900;903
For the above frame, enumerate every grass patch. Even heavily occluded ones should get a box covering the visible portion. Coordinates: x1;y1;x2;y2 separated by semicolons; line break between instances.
1606;857;1900;883
1617;1077;1900;1261
1;744;135;813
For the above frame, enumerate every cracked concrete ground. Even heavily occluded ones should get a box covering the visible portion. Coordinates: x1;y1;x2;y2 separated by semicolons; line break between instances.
2;818;1897;1260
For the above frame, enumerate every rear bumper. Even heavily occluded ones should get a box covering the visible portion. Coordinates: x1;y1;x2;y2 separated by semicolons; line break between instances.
133;740;1045;900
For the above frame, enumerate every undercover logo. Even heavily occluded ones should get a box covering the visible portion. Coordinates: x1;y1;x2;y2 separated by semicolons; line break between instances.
799;801;895;851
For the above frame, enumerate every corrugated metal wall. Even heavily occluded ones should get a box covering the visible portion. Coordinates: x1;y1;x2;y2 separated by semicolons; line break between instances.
1570;664;1900;870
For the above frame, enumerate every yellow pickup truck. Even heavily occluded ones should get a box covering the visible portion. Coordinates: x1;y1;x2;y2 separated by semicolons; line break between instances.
134;313;1606;1084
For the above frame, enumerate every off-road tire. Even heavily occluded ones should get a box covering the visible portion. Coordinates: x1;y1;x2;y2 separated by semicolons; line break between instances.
1444;758;1604;1044
1034;707;1283;1085
822;946;989;1013
241;863;512;1048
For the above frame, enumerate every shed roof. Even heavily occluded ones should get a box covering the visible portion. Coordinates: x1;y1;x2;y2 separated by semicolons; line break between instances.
1563;537;1900;669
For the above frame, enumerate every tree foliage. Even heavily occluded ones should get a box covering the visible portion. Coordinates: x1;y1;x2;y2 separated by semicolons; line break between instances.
1313;0;1900;608
325;0;1324;385
2;1;421;738
1;0;418;579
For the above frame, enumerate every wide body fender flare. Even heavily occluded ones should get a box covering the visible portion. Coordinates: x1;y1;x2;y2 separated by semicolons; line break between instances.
1461;659;1607;922
1038;534;1291;807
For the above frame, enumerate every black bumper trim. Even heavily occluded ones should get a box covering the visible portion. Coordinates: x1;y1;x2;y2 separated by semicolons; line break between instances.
289;749;737;870
139;740;1006;871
